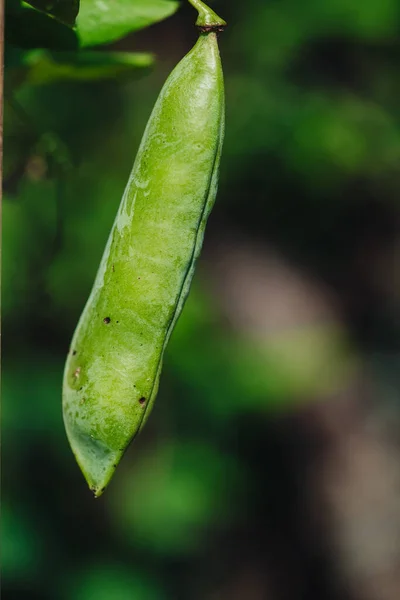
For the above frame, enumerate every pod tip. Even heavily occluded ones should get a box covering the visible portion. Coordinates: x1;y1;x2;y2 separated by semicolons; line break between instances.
64;418;122;497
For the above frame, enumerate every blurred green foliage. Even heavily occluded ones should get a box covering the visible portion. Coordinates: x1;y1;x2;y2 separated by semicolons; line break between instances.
3;0;399;598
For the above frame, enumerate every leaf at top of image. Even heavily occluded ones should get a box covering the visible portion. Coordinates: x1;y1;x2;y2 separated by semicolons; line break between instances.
76;0;179;48
23;0;79;27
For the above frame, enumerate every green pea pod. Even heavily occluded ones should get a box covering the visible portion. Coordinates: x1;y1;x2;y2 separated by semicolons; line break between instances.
62;0;226;496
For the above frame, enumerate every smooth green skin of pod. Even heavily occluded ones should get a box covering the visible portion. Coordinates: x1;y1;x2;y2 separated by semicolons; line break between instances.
62;31;225;497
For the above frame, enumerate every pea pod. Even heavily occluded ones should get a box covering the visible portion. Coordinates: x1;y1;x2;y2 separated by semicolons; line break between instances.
62;0;226;496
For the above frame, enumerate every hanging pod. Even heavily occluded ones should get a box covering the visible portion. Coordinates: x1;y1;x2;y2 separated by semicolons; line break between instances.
62;0;226;496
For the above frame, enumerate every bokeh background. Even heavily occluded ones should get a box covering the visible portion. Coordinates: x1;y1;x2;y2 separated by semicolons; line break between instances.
3;0;400;599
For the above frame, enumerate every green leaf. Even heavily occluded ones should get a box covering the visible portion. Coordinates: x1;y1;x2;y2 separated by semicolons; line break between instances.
11;49;154;86
76;0;179;48
23;0;79;27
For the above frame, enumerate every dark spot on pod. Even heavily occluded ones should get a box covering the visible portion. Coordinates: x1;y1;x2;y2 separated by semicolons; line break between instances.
116;321;119;324
113;464;117;468
103;317;111;324
112;264;115;272
72;350;77;356
139;397;146;405
101;487;106;493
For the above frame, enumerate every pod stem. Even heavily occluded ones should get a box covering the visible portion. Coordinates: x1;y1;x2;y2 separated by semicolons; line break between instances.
187;0;227;30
